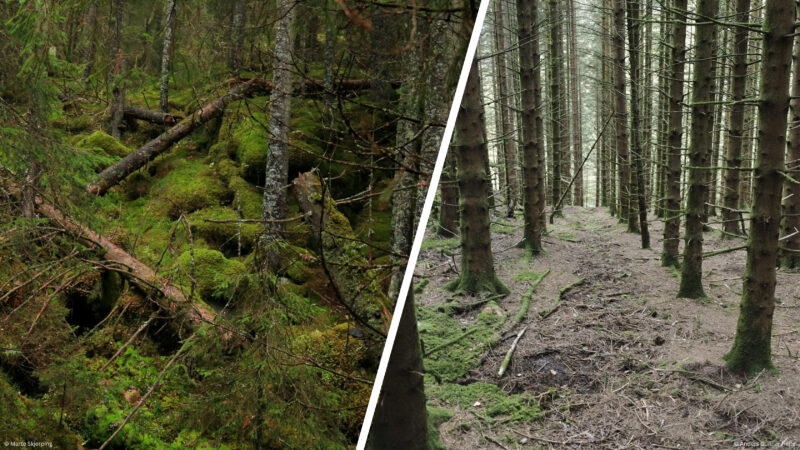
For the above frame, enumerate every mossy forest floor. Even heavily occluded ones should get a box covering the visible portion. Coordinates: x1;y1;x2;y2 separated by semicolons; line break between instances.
415;206;800;449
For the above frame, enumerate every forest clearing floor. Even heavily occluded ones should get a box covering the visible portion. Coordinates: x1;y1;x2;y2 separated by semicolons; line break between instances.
415;206;800;449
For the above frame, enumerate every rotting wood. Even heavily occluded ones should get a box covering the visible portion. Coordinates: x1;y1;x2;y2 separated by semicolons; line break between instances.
123;106;182;125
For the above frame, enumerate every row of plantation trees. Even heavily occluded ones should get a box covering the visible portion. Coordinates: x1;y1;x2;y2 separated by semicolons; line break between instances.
373;0;797;443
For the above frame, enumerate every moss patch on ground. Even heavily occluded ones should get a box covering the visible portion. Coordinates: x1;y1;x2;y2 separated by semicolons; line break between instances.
427;382;543;423
76;130;131;158
175;248;245;301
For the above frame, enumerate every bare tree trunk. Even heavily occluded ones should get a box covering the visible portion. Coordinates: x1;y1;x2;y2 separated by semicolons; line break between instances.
517;0;544;255
159;0;177;112
678;0;718;299
228;0;246;73
779;2;800;267
446;57;508;295
438;154;460;237
81;1;98;82
627;0;649;247
612;0;633;227
725;0;793;376
261;0;295;268
495;0;519;217
107;0;126;139
548;0;566;217
567;0;583;206
661;0;687;268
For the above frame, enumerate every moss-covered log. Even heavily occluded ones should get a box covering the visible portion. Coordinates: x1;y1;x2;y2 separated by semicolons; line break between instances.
86;78;373;196
293;170;391;335
725;0;794;376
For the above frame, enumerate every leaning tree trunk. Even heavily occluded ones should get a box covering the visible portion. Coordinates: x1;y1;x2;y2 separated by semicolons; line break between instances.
445;58;509;295
779;2;800;267
261;0;295;269
662;0;687;267
627;0;649;247
722;0;751;237
725;0;793;376
159;0;177;112
678;0;718;299
612;0;633;227
517;0;544;255
366;289;428;449
567;0;583;206
107;0;125;139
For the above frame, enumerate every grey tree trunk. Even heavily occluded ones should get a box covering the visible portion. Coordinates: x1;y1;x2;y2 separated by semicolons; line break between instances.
548;0;566;217
261;0;294;268
494;0;519;216
81;1;98;82
567;0;583;206
228;0;246;73
627;0;649;247
159;0;177;113
107;0;126;140
725;0;794;376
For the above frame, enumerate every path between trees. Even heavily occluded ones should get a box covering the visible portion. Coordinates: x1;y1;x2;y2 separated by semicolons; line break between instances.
415;206;800;448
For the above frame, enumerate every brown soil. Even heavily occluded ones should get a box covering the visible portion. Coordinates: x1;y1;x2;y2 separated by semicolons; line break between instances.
416;206;800;449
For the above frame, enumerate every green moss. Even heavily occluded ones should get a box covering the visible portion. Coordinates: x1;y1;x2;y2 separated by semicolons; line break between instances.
151;161;230;218
176;248;245;301
426;406;452;450
76;130;131;158
354;208;392;250
228;176;262;219
187;206;259;252
0;377;81;446
427;382;543;423
233;112;269;183
420;238;460;250
276;244;316;284
50;114;92;132
121;172;152;200
419;303;506;382
490;219;517;235
513;269;545;283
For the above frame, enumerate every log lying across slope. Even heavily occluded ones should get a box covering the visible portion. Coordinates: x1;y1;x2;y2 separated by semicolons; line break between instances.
86;78;372;196
123;106;183;125
1;173;216;325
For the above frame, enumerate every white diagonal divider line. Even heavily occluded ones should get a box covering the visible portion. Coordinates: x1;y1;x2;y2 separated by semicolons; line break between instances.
356;1;491;447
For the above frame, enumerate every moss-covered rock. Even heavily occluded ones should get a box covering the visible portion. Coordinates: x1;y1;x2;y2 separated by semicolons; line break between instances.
176;248;246;301
233;112;269;183
76;130;131;158
50;114;93;132
187;206;259;253
150;161;231;218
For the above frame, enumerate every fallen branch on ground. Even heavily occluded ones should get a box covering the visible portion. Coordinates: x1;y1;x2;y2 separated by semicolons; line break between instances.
497;326;527;377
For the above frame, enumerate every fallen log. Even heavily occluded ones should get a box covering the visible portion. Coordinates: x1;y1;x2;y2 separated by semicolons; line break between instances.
86;78;373;196
123;106;183;126
0;172;216;325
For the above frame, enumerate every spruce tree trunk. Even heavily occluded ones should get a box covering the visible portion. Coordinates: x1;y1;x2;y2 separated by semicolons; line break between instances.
81;1;98;82
779;2;800;267
627;0;649;247
678;0;718;298
612;0;633;226
723;0;751;237
495;0;519;216
438;154;460;237
725;0;793;376
445;57;508;295
107;0;125;140
159;0;177;113
228;0;246;73
548;0;566;217
662;0;687;268
517;0;543;255
567;0;583;206
261;0;294;268
366;290;428;449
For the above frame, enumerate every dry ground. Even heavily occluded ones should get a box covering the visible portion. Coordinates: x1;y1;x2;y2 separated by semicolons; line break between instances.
415;206;800;449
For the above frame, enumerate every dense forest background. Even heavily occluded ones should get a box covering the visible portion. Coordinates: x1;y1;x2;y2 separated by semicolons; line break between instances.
0;0;468;447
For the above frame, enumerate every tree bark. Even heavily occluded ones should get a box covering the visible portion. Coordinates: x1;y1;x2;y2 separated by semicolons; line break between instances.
627;0;649;247
722;0;751;237
725;0;793;376
107;0;126;139
228;0;246;73
159;0;177;113
261;0;295;269
678;0;718;299
494;0;519;216
366;290;428;449
612;0;633;227
779;2;800;267
517;0;543;255
124;106;182;125
438;154;460;237
567;0;583;206
445;57;508;295
81;1;98;82
548;0;566;217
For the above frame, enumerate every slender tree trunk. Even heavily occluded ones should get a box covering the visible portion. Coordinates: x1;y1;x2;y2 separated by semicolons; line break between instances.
439;154;460;237
446;57;508;295
627;0;649;247
662;0;687;268
780;5;800;267
723;0;751;237
567;0;583;206
678;0;718;298
725;0;793;376
612;0;633;226
517;0;543;255
366;290;428;448
107;0;126;139
81;1;98;82
228;0;246;73
495;0;519;216
548;0;566;217
159;0;177;113
261;0;295;268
